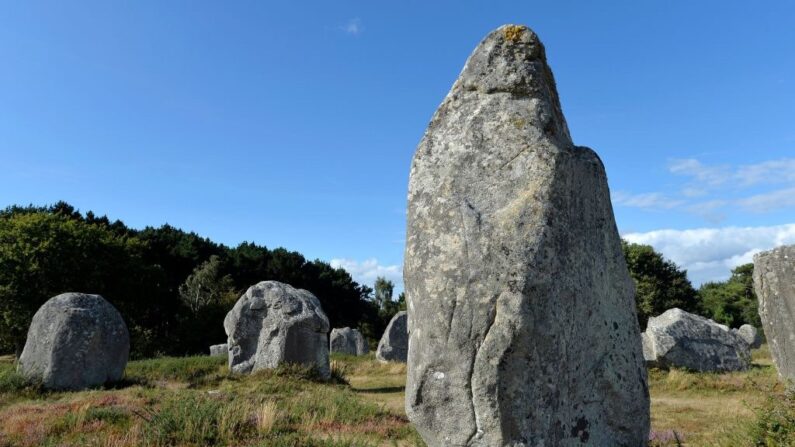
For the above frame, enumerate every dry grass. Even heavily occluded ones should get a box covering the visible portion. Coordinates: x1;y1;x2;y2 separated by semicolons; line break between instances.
253;400;279;433
0;348;786;446
647;346;781;446
0;354;422;446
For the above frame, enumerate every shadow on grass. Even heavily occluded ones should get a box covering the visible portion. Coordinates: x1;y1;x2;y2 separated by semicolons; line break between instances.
353;386;405;394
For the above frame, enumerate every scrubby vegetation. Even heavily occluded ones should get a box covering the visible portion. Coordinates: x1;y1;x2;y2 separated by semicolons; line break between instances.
0;354;422;446
0;349;793;446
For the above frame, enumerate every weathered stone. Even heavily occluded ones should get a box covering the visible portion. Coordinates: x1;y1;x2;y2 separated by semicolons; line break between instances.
376;311;407;362
209;343;228;357
641;332;656;367
18;293;129;391
330;327;368;356
732;324;762;349
403;24;649;446
224;281;330;378
754;245;795;381
644;308;751;372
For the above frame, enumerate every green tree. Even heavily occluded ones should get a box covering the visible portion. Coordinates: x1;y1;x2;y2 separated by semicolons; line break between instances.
178;255;236;314
622;240;701;329
374;276;400;317
0;211;164;356
699;263;760;328
397;292;407;312
0;202;380;357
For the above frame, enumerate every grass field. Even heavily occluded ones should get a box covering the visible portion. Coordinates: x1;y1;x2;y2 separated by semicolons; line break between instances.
0;347;790;446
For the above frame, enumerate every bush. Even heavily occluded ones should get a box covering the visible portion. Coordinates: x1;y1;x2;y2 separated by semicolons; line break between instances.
747;388;795;446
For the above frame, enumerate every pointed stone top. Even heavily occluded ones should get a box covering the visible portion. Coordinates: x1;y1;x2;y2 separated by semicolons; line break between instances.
456;25;546;94
452;24;571;143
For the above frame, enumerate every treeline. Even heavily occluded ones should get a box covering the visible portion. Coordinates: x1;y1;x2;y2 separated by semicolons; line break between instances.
622;240;761;331
0;202;388;358
0;203;760;358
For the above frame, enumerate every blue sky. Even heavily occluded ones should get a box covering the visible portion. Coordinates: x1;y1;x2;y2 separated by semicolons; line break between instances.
1;1;794;290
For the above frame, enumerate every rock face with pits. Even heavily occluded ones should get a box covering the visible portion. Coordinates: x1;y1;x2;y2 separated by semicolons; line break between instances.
18;293;129;391
754;245;795;380
224;281;330;379
330;327;368;356
403;24;650;446
643;308;751;372
376;311;408;362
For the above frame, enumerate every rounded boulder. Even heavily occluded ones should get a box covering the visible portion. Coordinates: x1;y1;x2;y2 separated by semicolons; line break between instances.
18;293;130;391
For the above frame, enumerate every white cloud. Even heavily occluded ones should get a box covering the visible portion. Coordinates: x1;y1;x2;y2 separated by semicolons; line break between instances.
623;223;795;286
612;191;684;210
330;257;402;290
340;18;362;36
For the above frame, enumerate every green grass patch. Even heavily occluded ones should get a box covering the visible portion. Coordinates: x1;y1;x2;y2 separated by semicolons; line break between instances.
124;355;227;387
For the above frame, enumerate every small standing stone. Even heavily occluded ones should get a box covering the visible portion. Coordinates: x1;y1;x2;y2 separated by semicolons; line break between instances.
754;245;795;380
209;343;228;357
376;311;407;362
224;281;330;378
330;327;368;355
18;293;129;391
732;324;762;349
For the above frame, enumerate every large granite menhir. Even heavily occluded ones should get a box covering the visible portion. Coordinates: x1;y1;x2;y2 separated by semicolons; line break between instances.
224;281;330;379
376;311;407;362
18;293;129;391
403;25;650;446
643;308;750;372
754;245;795;381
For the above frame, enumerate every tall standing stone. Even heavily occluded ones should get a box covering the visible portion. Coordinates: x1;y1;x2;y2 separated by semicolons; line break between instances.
404;25;650;446
18;293;129;391
224;281;330;379
754;245;795;381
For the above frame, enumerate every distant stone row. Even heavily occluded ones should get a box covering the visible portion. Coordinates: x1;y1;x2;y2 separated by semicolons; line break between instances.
16;280;408;391
211;280;408;378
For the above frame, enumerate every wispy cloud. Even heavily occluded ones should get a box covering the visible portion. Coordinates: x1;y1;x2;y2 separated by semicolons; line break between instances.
668;158;730;187
613;157;795;219
623;223;795;286
612;191;684;210
330;257;402;290
686;199;729;224
735;159;795;186
737;187;795;213
340;18;362;36
669;157;795;189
